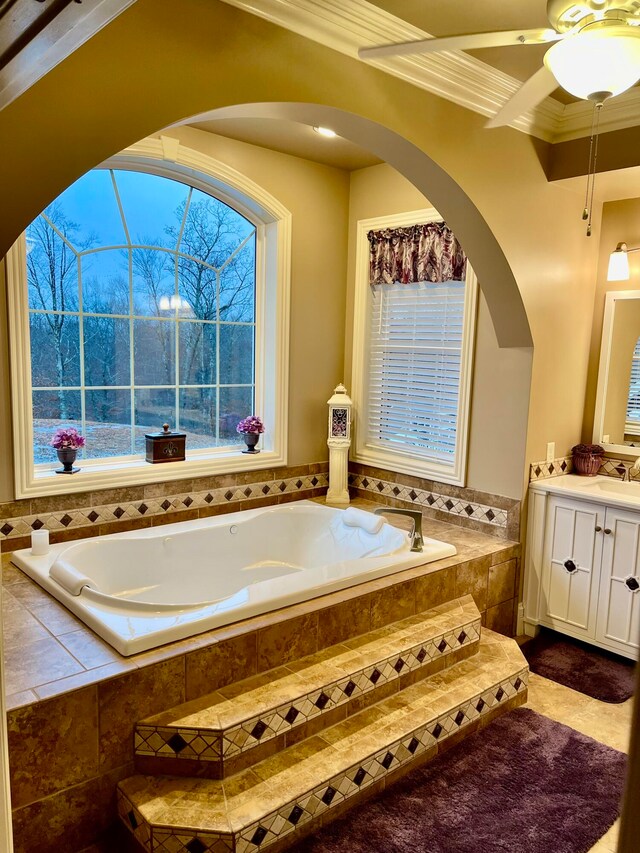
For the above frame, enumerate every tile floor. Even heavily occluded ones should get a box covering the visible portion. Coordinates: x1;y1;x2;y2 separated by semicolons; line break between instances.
524;669;633;853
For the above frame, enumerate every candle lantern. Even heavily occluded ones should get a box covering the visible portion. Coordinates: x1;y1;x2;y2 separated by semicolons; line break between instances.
326;383;352;506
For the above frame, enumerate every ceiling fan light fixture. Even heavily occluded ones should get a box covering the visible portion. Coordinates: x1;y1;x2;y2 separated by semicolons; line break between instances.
544;25;640;101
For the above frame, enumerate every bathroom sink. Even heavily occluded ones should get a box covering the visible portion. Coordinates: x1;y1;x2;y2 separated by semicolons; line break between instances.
580;479;640;498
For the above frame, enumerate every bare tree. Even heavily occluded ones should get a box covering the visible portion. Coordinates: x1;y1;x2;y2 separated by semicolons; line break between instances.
27;203;83;418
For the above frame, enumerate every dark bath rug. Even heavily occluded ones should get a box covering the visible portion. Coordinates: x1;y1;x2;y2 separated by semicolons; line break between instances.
522;628;635;703
291;708;627;853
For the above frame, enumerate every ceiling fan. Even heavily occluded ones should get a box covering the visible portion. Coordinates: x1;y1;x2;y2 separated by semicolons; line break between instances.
359;1;640;128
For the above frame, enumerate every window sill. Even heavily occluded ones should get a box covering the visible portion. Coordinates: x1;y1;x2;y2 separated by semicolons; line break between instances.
18;448;287;499
352;444;465;487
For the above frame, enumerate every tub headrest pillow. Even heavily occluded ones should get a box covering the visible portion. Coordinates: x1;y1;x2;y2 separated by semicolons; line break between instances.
342;507;385;535
50;559;97;596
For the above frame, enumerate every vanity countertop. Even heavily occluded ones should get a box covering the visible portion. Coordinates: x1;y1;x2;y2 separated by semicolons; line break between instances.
530;474;640;509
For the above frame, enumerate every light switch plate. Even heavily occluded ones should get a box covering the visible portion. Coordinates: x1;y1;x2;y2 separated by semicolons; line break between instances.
546;442;555;462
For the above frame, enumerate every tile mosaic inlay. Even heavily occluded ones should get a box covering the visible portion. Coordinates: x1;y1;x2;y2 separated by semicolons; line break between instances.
529;456;573;482
529;453;640;483
348;474;508;529
0;472;329;544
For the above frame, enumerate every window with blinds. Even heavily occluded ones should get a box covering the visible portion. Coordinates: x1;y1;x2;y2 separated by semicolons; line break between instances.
352;209;476;485
367;281;465;463
626;336;640;431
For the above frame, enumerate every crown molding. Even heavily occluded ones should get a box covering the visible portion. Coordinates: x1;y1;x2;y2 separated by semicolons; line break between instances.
221;0;640;144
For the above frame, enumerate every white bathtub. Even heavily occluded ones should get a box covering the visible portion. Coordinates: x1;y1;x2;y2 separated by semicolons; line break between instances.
11;501;456;655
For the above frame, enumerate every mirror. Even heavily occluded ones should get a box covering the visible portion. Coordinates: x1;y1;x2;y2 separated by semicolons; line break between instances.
594;290;640;455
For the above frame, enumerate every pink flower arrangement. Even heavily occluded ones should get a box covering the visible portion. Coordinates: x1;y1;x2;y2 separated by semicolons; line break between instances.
50;427;86;450
236;415;265;435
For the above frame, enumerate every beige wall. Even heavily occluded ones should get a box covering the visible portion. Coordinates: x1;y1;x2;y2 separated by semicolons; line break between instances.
346;164;531;499
0;0;608;504
584;197;640;444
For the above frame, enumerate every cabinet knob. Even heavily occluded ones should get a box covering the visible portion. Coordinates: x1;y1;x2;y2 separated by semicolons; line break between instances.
626;577;640;592
564;559;577;573
604;528;612;535
595;526;602;533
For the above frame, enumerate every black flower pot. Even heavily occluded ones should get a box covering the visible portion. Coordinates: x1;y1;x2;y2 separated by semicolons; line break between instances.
56;448;79;474
242;433;260;454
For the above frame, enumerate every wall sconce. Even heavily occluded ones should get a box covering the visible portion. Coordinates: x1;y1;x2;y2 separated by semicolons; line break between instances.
607;242;640;281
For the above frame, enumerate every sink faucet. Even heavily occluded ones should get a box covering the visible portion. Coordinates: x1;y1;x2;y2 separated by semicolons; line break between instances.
621;458;640;481
373;507;424;552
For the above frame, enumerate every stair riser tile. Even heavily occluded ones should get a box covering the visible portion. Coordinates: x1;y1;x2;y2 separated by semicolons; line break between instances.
135;620;481;773
233;668;528;853
117;791;151;852
152;827;234;852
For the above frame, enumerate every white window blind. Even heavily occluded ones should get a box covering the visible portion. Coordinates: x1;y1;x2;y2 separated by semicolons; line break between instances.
626;336;640;429
367;280;465;464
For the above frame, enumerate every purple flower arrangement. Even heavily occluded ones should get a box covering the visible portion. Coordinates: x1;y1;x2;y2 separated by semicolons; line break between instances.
236;415;265;435
50;427;86;450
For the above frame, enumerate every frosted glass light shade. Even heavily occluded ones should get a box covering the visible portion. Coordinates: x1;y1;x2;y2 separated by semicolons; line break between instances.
608;244;630;281
544;26;640;100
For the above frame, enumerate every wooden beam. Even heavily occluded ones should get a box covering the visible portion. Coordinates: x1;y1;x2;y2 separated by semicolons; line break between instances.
0;0;138;111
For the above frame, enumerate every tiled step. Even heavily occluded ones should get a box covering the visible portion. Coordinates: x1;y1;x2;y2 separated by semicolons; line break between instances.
119;630;528;853
134;596;481;778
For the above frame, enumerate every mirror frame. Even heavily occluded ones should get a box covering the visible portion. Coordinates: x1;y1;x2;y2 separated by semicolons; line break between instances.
593;289;640;458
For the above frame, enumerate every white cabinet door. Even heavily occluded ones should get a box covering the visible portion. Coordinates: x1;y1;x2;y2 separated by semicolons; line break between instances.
596;507;640;657
540;497;604;637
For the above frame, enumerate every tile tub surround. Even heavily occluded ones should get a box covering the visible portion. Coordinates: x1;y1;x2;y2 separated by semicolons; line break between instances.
348;462;520;541
2;504;520;853
0;463;329;552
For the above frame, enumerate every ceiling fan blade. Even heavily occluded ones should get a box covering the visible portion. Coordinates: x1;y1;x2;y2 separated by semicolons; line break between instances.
485;65;559;128
358;28;562;60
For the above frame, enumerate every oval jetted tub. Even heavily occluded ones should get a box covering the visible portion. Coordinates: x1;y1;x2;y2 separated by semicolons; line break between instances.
11;501;456;655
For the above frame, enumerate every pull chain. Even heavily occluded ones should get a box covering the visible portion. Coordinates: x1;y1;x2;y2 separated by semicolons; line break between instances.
584;100;604;237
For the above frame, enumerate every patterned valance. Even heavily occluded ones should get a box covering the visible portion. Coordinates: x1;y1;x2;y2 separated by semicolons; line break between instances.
368;222;467;284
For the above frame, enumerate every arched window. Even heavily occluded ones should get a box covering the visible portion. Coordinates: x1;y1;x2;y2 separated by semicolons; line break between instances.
8;142;291;497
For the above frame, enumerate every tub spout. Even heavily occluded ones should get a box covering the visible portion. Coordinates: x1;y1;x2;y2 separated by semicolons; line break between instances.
373;508;424;552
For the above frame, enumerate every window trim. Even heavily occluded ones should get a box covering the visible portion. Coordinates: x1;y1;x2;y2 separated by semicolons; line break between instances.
7;136;291;498
350;208;477;486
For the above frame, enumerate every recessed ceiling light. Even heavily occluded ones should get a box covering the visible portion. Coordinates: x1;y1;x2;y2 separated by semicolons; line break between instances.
313;126;337;138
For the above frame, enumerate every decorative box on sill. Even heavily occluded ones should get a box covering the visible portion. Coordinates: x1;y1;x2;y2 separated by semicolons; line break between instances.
145;424;186;464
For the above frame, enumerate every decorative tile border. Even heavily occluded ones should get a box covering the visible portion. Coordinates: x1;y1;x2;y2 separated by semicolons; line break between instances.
529;456;573;481
120;668;529;853
529;454;640;482
0;472;328;545
349;473;508;530
596;457;640;481
134;617;481;766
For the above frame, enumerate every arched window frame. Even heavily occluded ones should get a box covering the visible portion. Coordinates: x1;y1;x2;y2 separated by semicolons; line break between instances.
7;136;291;498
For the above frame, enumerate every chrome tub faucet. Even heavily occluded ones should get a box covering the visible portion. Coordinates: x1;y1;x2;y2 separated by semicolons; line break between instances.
373;507;424;552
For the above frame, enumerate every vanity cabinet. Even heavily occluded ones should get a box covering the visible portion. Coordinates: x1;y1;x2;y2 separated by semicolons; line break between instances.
525;483;640;660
